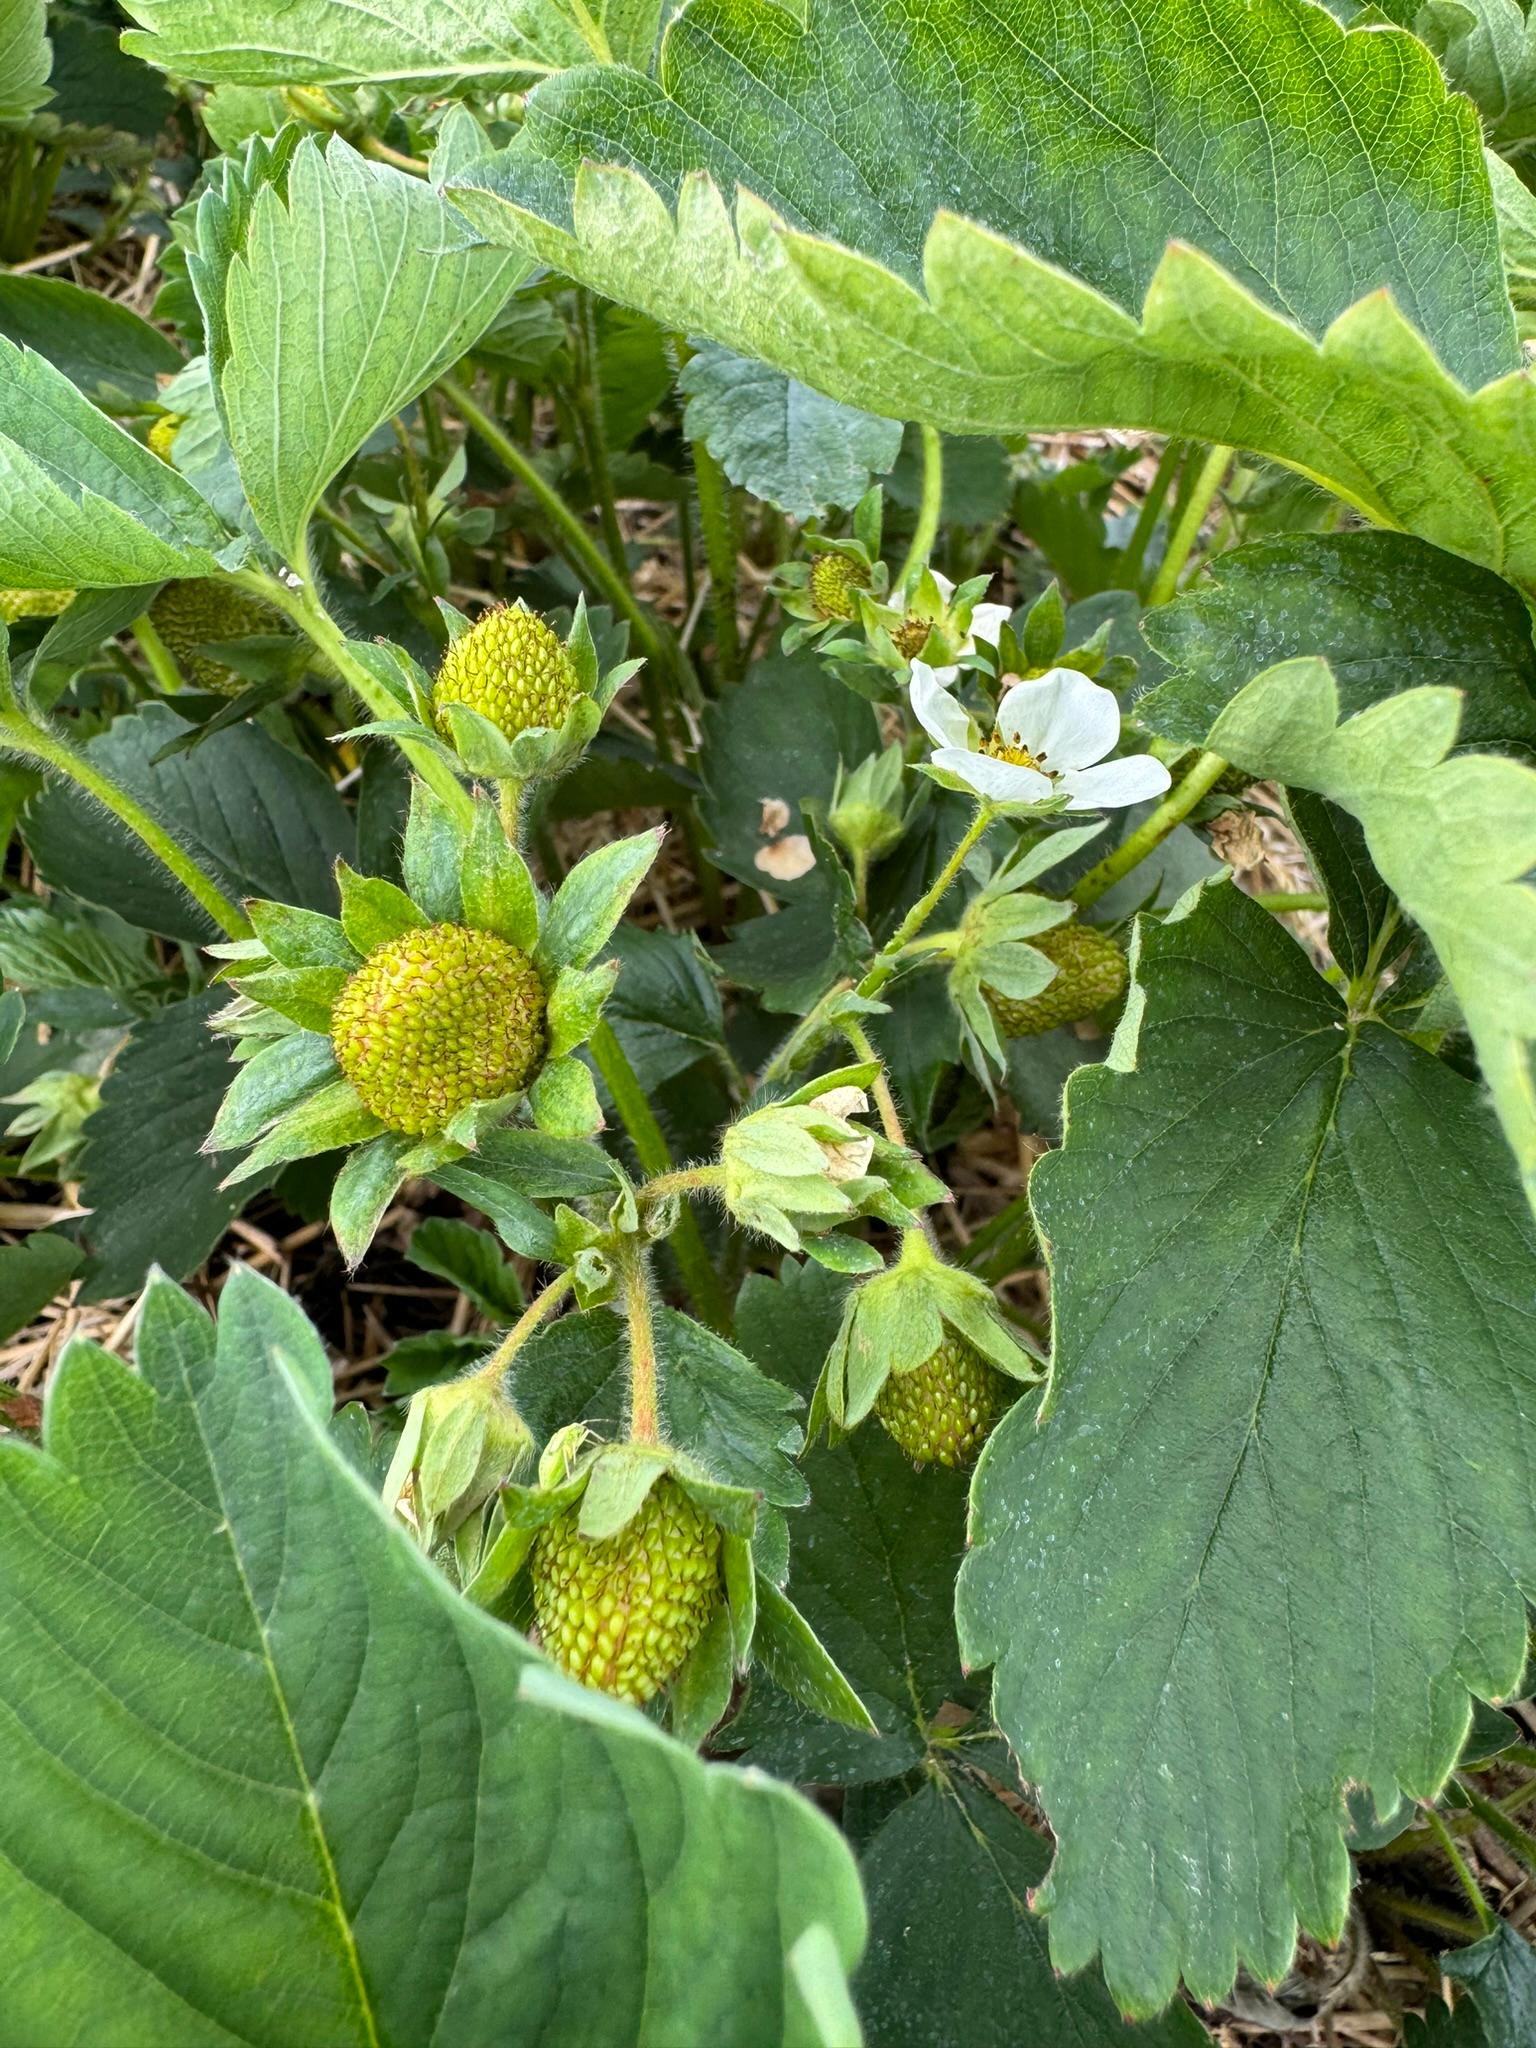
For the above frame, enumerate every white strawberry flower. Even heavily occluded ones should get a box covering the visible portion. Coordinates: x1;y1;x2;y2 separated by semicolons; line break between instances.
910;661;1172;811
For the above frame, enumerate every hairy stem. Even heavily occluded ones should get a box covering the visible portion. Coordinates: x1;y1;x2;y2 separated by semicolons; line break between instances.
897;424;945;593
638;1164;728;1205
861;804;993;998
1118;437;1184;592
589;1021;731;1332
843;1019;906;1147
621;1242;661;1444
1456;1776;1536;1874
1070;750;1228;908
1248;890;1328;914
1418;1801;1497;1935
473;1270;574;1384
575;292;629;576
1147;442;1231;607
692;436;742;687
0;710;250;939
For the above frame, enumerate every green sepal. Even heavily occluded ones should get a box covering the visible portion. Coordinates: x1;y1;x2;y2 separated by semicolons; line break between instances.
723;1529;757;1665
341;637;428;717
461;799;539;950
220;1076;383;1187
231;962;348;1033
433;1162;565;1261
336;861;429;954
205;1028;337;1150
801;1233;884;1275
566;590;600;696
441;1093;522;1152
780;1059;880;1107
244;901;359;971
547;961;619;1059
852;484;882;559
530;1054;603;1138
436;598;474;644
1021;580;1066;668
402;778;466;924
535;827;663;975
751;1572;877;1733
579;1441;670;1538
669;1605;736;1748
331;1131;413;1267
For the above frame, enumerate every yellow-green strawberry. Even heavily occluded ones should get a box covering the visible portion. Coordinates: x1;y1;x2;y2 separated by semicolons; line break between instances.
330;923;546;1135
808;552;870;623
986;919;1127;1037
147;413;183;463
875;1331;1008;1469
0;588;73;624
433;605;579;743
529;1476;723;1704
148;579;280;694
891;613;932;659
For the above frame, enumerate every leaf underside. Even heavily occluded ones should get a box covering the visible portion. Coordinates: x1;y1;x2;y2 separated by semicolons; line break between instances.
957;880;1536;2014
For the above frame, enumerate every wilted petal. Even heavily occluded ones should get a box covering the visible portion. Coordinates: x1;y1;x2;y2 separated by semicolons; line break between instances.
934;747;1054;803
967;601;1013;648
910;660;972;750
1059;753;1173;811
997;668;1121;771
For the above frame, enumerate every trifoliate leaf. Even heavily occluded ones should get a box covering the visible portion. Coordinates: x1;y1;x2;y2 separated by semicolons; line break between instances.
957;879;1536;2015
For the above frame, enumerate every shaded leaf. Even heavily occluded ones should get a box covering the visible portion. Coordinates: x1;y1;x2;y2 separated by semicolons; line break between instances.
0;276;183;408
0;1232;82;1345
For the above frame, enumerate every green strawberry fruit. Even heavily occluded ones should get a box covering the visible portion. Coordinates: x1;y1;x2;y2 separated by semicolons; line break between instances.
433;605;580;742
874;1331;1009;1468
148;579;281;695
808;552;870;623
0;588;73;624
530;1476;723;1704
986;919;1127;1037
330;922;546;1135
148;413;183;463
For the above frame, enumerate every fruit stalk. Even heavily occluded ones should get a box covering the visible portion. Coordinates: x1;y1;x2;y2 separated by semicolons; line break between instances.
620;1242;661;1445
1070;750;1229;908
896;423;945;592
473;1270;574;1386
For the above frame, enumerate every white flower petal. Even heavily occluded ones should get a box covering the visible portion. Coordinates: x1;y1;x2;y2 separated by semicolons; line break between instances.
934;747;1054;803
909;660;972;751
996;668;1121;771
930;570;956;604
1058;753;1173;811
967;601;1013;647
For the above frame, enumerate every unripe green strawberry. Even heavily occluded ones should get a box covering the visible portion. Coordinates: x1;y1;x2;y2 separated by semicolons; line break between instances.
148;413;183;463
986;919;1126;1037
148;579;280;694
433;605;579;742
330;922;546;1135
875;1332;1008;1468
808;552;870;622
530;1476;723;1704
0;588;73;624
891;613;932;659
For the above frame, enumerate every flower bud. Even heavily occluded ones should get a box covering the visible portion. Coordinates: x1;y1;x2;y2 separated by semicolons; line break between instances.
387;1369;535;1550
721;1087;877;1249
828;745;907;867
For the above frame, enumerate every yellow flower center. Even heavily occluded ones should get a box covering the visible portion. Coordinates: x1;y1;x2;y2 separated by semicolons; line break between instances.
983;731;1050;775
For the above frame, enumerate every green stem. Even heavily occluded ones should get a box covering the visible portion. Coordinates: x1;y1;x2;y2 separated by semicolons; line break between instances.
620;1240;661;1443
1118;438;1183;591
1457;1777;1536;1874
0;711;249;939
131;613;185;694
442;374;700;744
575;293;629;576
897;424;944;593
589;1020;731;1332
1360;1884;1483;1943
691;436;742;687
1419;1801;1497;1935
1070;750;1228;909
843;1019;906;1147
563;0;614;61
638;1164;727;1205
233;565;473;825
472;1270;573;1384
861;804;993;998
1146;443;1231;607
1248;890;1328;914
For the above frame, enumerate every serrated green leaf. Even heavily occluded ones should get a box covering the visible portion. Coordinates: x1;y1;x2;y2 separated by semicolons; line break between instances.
121;0;663;91
23;702;354;942
1207;658;1536;1214
78;991;266;1298
0;342;239;588
536;825;662;973
957;880;1536;2014
0;1264;864;2042
406;1215;524;1322
1139;532;1536;752
1438;1923;1536;2048
680;340;900;519
1286;790;1392;985
0;0;50;120
207;1027;338;1149
860;1782;1207;2048
192;138;527;562
0;1232;81;1345
0;276;183;407
447;0;1536;594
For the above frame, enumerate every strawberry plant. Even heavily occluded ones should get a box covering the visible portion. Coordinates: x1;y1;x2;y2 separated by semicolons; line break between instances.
1;0;1535;2038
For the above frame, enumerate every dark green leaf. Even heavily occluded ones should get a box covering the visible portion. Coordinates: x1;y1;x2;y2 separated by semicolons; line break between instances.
1286;789;1392;983
1438;1923;1536;2048
0;1265;865;2043
0;1232;82;1344
0;276;183;407
407;1215;524;1322
958;880;1536;2013
23;702;355;941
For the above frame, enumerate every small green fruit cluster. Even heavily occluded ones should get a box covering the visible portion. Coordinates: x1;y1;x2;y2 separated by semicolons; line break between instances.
434;605;580;742
987;919;1126;1036
529;1476;723;1704
875;1331;1008;1468
331;923;546;1136
808;551;871;622
0;588;73;624
148;413;183;463
148;579;279;695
